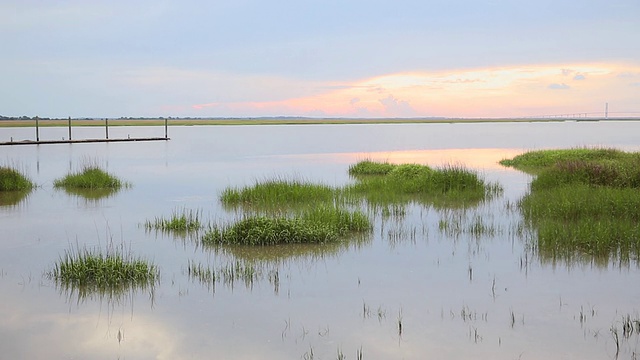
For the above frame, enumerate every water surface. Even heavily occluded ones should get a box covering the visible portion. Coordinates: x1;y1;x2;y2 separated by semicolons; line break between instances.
1;121;639;359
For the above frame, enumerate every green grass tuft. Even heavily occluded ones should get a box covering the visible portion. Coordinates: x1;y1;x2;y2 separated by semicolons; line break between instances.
499;147;635;172
531;159;640;191
145;208;202;232
512;148;640;262
220;178;335;208
0;166;34;191
344;161;497;207
48;245;159;290
202;206;371;246
203;217;337;246
54;166;127;190
348;160;397;176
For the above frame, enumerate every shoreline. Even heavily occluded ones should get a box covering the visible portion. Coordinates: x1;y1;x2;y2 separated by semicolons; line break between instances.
0;117;635;128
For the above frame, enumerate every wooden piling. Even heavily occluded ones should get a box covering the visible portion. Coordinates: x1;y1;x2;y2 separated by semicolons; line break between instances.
35;116;39;141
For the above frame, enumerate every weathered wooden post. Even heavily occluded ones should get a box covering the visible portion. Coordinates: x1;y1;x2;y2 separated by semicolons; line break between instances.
105;118;109;139
164;118;168;139
68;116;72;140
35;116;39;141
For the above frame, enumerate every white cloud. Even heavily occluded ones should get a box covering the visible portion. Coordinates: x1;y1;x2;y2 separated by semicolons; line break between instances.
573;74;586;80
548;83;571;90
378;95;416;117
561;69;574;76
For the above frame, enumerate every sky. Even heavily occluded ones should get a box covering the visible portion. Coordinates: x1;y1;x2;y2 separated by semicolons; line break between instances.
1;0;639;119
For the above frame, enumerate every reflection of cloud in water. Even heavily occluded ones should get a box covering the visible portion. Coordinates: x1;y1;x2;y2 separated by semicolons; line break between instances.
277;148;525;170
0;292;177;359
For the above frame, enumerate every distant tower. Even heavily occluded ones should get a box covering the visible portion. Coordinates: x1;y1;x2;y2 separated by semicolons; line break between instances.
605;103;609;119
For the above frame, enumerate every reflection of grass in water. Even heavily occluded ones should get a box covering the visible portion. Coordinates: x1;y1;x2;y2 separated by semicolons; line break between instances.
503;148;640;265
610;314;640;358
218;237;369;264
59;187;122;200
47;243;159;303
187;260;280;292
438;211;500;239
53;276;157;306
0;189;31;207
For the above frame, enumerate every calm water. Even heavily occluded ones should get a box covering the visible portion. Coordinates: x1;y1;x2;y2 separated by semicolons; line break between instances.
1;121;640;359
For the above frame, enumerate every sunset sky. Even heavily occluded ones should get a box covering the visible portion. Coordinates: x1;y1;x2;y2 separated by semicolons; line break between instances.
1;0;639;118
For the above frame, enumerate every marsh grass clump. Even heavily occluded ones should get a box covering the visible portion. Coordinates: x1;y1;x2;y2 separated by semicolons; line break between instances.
301;205;372;234
499;147;635;172
531;159;640;191
511;148;640;262
204;217;337;246
348;160;397;176
54;165;127;190
388;163;433;180
0;166;34;191
345;161;496;206
520;185;640;259
145;208;202;232
202;206;371;246
48;244;159;293
220;178;335;208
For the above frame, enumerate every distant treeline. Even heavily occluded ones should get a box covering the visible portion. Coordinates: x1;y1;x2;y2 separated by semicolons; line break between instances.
0;116;173;121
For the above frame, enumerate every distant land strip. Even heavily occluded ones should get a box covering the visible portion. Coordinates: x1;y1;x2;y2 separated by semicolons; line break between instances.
0;117;637;127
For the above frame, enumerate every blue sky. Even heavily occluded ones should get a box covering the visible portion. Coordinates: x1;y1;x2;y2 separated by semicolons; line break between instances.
1;0;639;118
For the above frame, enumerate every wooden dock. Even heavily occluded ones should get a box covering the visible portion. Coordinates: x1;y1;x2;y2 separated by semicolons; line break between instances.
0;137;169;146
0;117;170;146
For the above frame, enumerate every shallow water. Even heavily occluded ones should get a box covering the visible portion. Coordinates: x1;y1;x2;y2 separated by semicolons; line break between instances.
1;121;640;359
